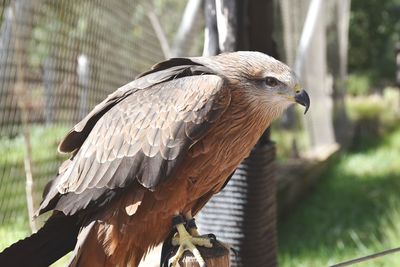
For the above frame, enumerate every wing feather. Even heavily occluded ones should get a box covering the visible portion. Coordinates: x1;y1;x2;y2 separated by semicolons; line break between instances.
39;64;230;216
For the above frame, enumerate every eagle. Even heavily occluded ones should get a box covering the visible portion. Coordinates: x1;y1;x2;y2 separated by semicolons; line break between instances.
0;51;309;267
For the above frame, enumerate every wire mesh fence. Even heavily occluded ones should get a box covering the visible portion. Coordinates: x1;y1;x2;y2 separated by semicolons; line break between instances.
0;0;345;262
0;0;203;249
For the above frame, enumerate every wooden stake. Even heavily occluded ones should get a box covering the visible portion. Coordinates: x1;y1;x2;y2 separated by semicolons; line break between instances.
168;240;230;267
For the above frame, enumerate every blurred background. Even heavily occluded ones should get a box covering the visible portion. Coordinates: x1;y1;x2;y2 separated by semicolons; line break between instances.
1;0;400;266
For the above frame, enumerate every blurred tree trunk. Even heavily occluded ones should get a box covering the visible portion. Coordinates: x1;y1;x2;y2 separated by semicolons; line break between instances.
171;0;203;57
294;0;337;153
332;0;352;146
203;0;239;54
280;0;347;154
43;57;56;124
0;0;39;136
203;0;219;56
197;1;278;266
77;54;90;120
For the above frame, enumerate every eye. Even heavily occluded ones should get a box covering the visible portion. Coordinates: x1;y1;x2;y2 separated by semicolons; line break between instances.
265;77;279;87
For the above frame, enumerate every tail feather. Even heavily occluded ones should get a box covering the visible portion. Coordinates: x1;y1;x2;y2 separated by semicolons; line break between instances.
0;214;80;267
68;219;144;267
67;221;98;267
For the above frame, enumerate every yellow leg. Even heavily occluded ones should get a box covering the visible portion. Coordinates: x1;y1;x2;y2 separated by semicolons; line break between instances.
184;211;200;236
170;214;213;267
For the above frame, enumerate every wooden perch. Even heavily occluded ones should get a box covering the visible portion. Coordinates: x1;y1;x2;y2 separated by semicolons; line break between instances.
168;239;230;267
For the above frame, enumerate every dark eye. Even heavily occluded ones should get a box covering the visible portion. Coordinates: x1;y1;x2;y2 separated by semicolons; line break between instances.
265;77;279;87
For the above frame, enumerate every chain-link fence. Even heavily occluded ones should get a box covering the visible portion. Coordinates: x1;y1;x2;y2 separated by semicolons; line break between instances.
0;1;347;264
0;0;203;250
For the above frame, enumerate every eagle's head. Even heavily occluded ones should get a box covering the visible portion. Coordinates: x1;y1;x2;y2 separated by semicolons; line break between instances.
212;51;310;117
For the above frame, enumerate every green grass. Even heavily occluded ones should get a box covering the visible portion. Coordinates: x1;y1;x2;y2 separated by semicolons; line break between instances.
278;126;400;266
0;124;69;251
0;124;68;163
0;217;30;248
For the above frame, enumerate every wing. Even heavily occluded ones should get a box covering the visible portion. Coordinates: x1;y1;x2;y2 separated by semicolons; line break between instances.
59;75;230;193
58;58;211;154
39;60;231;216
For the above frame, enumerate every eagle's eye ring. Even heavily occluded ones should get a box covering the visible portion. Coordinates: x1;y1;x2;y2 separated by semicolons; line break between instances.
265;77;279;87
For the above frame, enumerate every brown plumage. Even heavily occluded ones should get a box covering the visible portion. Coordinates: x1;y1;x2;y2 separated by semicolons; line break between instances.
0;51;309;267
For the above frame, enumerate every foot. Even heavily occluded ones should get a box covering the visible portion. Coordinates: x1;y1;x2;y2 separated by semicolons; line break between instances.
169;216;213;267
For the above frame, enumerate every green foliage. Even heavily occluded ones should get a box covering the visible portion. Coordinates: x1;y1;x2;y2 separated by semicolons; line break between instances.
347;95;385;120
271;127;309;161
349;0;400;83
346;72;373;96
346;87;400;123
278;124;400;266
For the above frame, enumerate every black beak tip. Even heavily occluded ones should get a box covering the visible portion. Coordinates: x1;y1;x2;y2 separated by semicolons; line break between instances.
295;90;310;115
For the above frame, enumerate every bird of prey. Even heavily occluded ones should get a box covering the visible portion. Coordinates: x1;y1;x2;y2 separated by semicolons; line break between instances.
0;51;309;267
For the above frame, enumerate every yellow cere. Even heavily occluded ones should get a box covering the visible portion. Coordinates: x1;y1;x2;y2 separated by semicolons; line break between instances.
294;84;301;93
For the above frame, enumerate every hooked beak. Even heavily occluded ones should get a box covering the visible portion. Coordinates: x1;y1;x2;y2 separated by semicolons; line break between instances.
295;90;310;114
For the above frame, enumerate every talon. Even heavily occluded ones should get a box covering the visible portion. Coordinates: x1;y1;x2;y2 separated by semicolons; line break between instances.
169;215;213;267
207;233;216;240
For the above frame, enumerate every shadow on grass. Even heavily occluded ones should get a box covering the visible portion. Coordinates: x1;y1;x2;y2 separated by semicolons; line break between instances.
349;118;387;153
